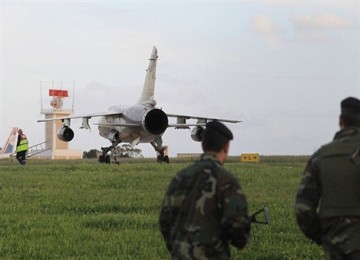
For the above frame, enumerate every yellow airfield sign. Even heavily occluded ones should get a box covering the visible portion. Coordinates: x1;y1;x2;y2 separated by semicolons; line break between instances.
240;153;260;163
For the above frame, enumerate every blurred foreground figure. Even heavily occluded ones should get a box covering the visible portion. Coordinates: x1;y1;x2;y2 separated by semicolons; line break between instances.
295;97;360;260
159;121;251;259
16;129;28;165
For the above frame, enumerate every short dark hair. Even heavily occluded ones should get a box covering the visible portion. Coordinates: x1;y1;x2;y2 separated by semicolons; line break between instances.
202;130;229;152
201;121;233;152
341;97;360;127
341;112;360;127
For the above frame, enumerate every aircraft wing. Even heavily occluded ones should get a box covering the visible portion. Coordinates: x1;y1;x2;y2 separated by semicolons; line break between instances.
37;111;121;123
93;123;141;127
37;111;126;130
166;113;241;129
37;111;240;127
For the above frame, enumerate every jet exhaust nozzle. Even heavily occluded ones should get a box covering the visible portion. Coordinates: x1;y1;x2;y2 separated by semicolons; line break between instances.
191;126;204;142
57;126;74;142
142;108;168;135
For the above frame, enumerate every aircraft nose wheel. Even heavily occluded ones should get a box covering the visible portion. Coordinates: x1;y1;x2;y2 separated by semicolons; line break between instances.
98;154;111;164
157;155;169;163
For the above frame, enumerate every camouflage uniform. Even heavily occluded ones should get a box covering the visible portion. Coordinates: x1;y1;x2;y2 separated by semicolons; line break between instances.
295;128;360;259
159;153;251;259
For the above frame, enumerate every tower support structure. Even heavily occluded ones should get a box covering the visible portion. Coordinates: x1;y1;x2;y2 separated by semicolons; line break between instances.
39;82;82;160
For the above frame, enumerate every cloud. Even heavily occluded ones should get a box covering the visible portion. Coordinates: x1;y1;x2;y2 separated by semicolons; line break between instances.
286;13;357;45
290;13;354;31
250;12;357;46
251;14;278;35
249;14;285;48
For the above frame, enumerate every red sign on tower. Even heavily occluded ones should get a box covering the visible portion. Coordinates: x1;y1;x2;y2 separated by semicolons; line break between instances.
49;89;68;97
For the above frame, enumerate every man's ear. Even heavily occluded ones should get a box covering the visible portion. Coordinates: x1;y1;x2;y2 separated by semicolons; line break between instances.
223;142;230;155
339;114;344;129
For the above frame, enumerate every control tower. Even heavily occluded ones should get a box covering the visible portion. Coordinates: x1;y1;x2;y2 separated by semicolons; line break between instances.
40;82;82;159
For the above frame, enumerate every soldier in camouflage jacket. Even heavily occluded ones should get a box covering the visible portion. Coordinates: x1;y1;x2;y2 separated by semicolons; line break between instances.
295;97;360;259
159;121;251;259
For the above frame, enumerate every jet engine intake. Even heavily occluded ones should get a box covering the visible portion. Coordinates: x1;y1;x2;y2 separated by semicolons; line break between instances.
191;126;204;142
57;126;74;142
142;108;168;135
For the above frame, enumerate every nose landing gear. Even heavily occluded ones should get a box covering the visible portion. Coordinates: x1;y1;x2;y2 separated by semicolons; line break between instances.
98;140;120;164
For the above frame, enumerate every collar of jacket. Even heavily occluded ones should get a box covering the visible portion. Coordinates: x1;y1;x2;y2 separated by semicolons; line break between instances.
200;152;220;163
334;127;360;140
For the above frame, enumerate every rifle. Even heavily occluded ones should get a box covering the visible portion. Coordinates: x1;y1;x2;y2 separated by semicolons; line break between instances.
251;207;270;224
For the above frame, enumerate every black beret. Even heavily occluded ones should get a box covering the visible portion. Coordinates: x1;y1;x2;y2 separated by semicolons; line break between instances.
341;97;360;113
205;121;233;140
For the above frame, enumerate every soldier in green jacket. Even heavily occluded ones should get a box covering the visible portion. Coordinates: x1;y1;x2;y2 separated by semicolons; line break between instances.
295;97;360;259
159;121;251;259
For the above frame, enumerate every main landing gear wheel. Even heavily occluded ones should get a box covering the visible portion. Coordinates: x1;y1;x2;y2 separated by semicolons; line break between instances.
151;141;169;164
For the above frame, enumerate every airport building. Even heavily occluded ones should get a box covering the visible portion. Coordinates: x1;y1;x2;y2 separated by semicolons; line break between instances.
37;84;82;160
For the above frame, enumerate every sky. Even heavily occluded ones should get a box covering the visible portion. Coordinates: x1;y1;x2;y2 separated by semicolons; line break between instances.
0;0;359;158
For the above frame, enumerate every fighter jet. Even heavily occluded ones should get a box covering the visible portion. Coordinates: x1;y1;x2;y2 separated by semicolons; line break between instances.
38;47;240;163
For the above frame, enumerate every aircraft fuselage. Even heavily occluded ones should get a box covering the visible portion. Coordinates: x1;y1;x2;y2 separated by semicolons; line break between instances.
97;103;168;145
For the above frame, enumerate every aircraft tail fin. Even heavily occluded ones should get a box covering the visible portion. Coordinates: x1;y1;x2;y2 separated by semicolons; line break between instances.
0;127;18;155
138;46;158;105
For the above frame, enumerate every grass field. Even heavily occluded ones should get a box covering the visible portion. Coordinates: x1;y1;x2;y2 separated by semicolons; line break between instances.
0;157;324;259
